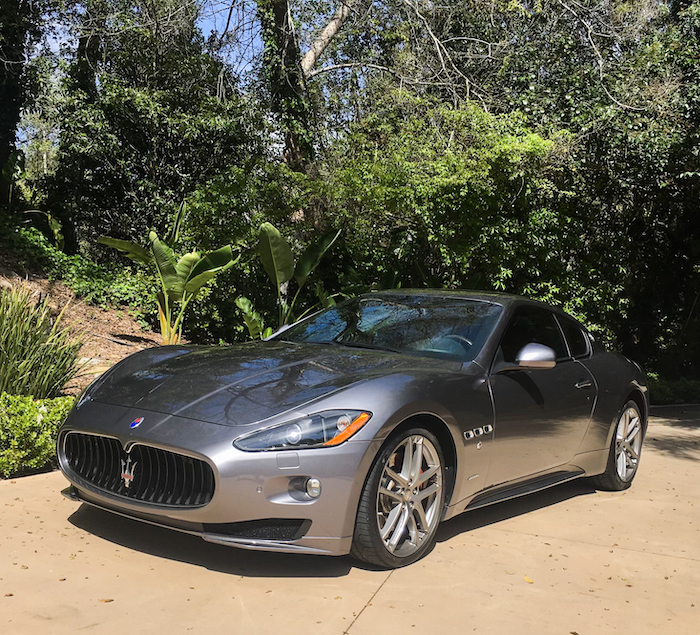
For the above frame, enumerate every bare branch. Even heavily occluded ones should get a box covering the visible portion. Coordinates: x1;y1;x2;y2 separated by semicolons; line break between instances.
306;62;391;79
300;2;355;77
557;0;647;112
400;0;471;97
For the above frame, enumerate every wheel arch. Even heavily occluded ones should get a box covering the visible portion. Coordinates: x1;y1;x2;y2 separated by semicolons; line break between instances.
626;388;648;429
374;413;459;517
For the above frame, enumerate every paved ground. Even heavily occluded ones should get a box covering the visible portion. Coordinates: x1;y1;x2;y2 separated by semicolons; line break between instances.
2;406;699;634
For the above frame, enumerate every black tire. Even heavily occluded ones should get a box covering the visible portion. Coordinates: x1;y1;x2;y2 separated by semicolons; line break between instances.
590;400;645;491
351;427;445;569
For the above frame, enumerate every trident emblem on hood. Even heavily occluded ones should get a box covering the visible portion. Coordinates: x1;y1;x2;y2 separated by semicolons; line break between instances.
120;456;138;488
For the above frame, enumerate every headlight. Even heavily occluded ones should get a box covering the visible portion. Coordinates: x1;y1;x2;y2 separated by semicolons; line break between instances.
233;410;372;451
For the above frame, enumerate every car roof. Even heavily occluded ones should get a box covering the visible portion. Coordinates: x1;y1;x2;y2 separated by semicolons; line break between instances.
366;288;563;311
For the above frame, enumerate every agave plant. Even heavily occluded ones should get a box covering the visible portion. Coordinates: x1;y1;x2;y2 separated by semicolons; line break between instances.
98;207;237;344
236;222;341;339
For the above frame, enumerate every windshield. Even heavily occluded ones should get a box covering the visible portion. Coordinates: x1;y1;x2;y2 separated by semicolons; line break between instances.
278;295;503;362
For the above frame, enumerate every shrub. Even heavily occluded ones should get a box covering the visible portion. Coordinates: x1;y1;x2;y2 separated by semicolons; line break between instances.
0;220;157;318
647;375;700;406
0;393;74;478
0;285;83;398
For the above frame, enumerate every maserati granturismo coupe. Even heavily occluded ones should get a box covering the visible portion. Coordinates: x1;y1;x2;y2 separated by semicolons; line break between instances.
58;291;647;568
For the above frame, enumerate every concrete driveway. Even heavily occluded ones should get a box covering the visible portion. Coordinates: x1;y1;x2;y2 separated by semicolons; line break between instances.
2;406;699;634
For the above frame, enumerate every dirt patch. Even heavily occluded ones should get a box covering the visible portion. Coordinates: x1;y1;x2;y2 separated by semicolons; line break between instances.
0;263;161;396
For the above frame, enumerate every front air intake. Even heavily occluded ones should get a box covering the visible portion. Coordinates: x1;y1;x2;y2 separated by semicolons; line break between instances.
62;432;215;508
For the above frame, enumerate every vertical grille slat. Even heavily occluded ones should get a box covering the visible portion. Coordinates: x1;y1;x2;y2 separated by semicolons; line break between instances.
62;433;214;508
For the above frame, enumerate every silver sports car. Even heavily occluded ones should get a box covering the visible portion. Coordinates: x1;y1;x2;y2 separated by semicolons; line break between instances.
57;291;647;568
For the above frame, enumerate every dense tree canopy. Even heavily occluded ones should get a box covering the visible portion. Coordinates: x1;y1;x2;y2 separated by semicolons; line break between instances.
1;0;699;386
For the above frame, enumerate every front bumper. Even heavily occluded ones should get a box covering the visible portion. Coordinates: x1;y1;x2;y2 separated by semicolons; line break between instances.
58;402;382;556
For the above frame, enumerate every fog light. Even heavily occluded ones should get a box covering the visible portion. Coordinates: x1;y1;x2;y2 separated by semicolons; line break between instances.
306;477;322;499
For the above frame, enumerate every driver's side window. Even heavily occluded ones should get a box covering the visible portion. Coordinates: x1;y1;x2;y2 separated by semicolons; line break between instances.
500;307;568;363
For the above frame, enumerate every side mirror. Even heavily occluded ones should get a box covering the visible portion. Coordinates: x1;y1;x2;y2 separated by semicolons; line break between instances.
515;343;556;369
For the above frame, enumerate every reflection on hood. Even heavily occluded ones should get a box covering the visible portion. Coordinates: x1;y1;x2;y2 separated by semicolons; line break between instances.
92;341;460;426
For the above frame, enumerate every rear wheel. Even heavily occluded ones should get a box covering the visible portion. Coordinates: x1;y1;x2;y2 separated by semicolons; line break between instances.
590;400;644;491
351;428;445;568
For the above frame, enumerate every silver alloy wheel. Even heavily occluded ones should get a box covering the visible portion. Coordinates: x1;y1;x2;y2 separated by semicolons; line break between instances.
615;405;643;482
376;434;443;557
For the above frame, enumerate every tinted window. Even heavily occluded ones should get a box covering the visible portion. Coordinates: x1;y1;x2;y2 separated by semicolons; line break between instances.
499;306;568;363
558;317;590;358
280;295;503;362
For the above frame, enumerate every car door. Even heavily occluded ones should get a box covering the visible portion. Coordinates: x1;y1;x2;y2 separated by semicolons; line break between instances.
486;306;596;487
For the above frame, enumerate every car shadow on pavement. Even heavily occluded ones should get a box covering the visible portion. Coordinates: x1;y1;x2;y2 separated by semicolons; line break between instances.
68;480;597;576
436;479;596;543
68;505;363;577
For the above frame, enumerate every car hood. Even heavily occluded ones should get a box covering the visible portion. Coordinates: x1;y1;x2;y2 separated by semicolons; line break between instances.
89;341;460;427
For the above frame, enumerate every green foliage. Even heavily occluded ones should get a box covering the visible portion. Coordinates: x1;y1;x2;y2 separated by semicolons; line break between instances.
41;1;265;253
237;222;340;338
317;93;574;289
0;393;74;478
98;209;237;344
0;286;83;399
0;220;157;319
648;376;700;406
235;296;271;340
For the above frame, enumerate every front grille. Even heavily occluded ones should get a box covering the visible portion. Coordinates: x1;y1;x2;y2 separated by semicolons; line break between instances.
62;432;215;507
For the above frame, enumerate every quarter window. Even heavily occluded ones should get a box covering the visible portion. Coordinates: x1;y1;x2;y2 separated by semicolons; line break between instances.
558;317;590;358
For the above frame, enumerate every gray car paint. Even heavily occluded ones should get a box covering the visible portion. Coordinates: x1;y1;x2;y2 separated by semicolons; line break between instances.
57;291;648;556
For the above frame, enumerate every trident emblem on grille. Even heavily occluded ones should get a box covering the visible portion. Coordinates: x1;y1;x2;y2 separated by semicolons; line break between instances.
120;457;138;488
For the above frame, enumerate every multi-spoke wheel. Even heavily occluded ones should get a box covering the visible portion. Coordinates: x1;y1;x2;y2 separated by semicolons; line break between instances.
590;400;645;491
352;428;445;568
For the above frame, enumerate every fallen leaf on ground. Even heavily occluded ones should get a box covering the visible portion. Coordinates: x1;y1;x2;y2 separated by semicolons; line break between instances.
524;576;534;584
100;599;114;603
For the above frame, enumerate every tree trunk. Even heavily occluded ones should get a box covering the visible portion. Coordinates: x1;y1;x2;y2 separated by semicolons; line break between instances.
257;0;313;171
0;0;33;208
257;1;356;172
300;3;353;77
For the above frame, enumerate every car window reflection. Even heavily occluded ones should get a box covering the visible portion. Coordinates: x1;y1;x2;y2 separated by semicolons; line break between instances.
280;295;503;362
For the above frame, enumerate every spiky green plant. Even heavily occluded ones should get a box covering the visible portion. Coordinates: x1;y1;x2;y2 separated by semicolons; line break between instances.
0;286;83;398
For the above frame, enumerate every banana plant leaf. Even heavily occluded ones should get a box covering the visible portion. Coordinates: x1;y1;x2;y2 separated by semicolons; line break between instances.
165;200;187;247
235;296;264;339
184;246;236;295
315;283;337;308
149;231;182;300
175;251;201;286
97;237;152;265
294;228;341;288
258;222;294;290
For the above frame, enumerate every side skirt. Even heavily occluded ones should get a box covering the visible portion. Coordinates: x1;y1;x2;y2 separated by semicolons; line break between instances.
462;469;585;512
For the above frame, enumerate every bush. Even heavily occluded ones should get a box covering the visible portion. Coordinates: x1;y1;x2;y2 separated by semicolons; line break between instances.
648;376;700;406
0;220;157;318
0;393;74;478
0;285;83;398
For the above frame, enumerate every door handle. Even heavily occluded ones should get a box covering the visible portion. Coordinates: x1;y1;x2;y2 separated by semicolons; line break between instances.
574;380;593;389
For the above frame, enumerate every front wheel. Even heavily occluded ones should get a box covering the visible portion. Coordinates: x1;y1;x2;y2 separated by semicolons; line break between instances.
351;428;445;568
590;400;644;491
